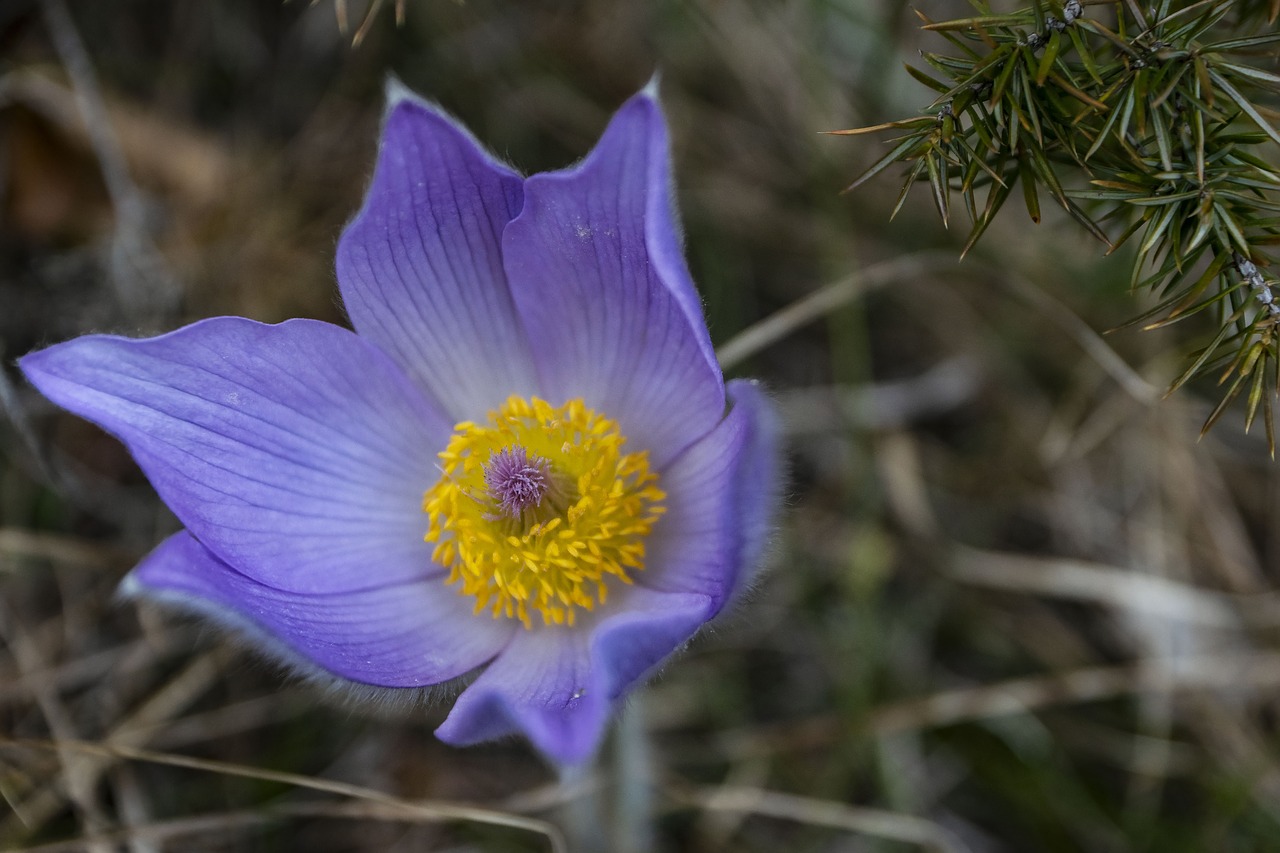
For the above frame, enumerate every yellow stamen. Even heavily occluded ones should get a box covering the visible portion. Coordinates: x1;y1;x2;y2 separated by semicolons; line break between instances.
423;396;666;628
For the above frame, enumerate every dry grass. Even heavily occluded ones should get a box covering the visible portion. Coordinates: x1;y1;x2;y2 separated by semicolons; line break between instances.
3;0;1280;850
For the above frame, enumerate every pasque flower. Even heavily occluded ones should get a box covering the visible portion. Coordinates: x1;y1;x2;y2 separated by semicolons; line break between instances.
20;80;780;763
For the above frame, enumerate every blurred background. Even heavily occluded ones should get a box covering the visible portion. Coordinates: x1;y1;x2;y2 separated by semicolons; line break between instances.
3;0;1280;850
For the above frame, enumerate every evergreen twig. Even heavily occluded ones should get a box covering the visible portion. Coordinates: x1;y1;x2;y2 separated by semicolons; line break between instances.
837;0;1280;451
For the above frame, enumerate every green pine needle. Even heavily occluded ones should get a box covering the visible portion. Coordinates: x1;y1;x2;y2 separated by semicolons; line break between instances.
838;0;1280;451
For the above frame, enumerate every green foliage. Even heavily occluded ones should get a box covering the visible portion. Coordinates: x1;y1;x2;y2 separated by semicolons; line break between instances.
838;0;1280;449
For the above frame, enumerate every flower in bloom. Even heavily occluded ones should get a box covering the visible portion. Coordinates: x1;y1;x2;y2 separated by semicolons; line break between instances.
20;80;780;764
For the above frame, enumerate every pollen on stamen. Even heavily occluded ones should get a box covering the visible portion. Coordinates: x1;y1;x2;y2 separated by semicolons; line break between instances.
422;396;666;629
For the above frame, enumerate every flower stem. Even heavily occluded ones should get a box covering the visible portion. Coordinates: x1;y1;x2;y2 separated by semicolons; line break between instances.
613;694;654;853
557;759;604;852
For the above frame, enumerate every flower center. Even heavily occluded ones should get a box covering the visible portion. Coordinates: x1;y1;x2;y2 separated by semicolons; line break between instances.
481;445;565;524
423;396;666;628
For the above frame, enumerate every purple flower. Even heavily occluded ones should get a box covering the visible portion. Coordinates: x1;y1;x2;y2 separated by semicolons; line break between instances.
20;80;780;764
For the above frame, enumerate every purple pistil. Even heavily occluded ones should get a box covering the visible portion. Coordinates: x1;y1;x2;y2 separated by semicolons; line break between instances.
484;446;553;519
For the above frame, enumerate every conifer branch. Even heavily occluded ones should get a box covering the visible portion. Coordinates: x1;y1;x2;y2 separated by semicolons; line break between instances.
838;0;1280;451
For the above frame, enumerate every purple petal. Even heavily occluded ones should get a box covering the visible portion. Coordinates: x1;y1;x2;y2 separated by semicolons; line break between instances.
503;87;724;467
641;379;782;610
588;586;715;707
435;628;602;762
127;532;513;687
337;83;538;421
20;317;448;594
435;588;710;763
722;379;784;582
